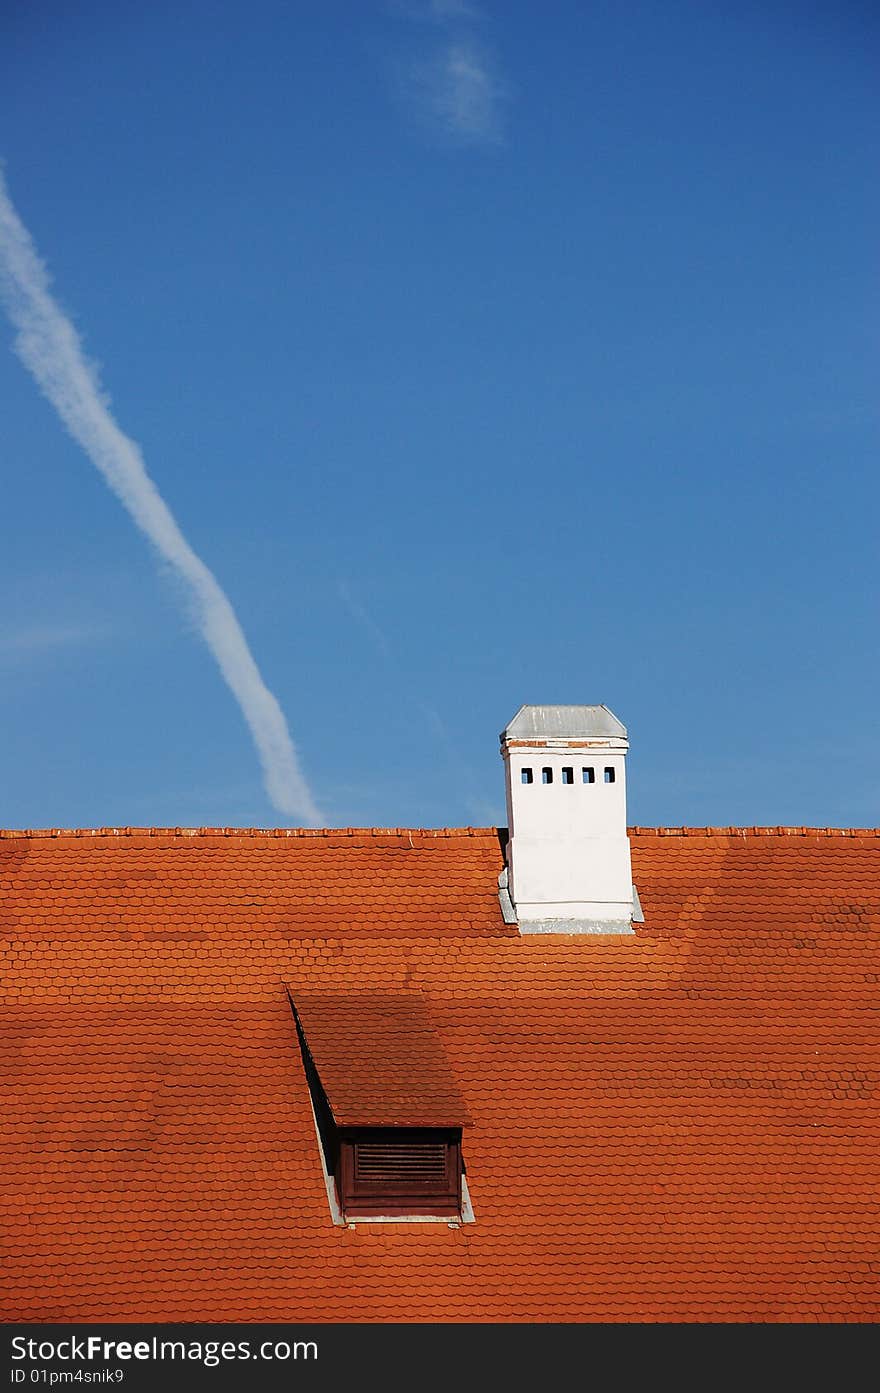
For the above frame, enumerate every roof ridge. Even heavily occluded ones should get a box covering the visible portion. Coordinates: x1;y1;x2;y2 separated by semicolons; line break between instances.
1;824;878;841
628;825;880;837
0;824;499;840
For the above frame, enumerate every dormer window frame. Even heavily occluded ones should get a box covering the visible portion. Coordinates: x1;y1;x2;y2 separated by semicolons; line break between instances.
337;1125;464;1220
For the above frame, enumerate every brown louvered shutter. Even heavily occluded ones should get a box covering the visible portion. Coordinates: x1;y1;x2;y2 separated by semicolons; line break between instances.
355;1138;448;1183
338;1127;462;1218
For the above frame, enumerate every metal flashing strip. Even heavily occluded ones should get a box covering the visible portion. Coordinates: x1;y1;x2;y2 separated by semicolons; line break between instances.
304;1088;346;1227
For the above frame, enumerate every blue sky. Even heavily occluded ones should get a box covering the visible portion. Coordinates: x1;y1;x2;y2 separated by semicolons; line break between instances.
1;0;877;831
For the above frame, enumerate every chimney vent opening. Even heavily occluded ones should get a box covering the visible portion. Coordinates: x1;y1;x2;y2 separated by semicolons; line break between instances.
604;767;615;783
582;766;595;784
542;767;553;784
562;767;574;784
521;768;533;784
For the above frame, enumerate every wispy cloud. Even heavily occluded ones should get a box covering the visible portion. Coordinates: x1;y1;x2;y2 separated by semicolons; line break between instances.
415;40;505;145
336;577;492;819
0;620;111;660
337;578;392;658
430;0;477;17
388;2;507;147
393;1;479;20
0;169;322;827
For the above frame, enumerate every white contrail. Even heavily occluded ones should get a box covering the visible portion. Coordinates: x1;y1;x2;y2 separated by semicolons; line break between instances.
0;171;323;827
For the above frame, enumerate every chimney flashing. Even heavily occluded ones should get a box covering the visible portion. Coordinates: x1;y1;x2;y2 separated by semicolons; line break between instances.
517;915;636;936
632;884;645;924
497;867;517;924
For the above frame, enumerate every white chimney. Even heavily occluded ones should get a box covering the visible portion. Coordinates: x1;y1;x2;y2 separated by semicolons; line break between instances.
499;704;637;934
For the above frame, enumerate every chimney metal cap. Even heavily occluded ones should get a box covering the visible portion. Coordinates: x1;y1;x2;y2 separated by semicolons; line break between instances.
501;704;627;741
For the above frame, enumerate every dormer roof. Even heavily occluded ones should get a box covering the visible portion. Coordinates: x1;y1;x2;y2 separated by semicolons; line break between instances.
291;990;472;1128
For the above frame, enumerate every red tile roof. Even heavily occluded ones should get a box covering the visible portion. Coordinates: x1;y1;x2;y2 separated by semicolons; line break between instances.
292;992;472;1128
2;824;879;1322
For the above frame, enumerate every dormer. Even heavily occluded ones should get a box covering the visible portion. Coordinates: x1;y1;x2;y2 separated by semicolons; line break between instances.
289;991;474;1225
500;704;636;934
